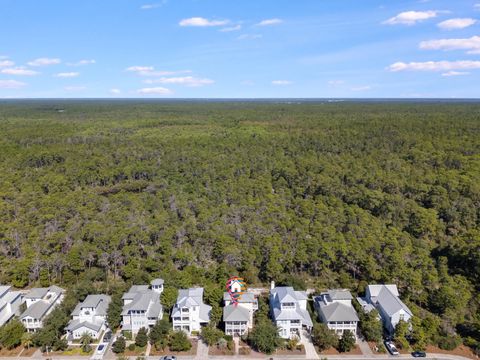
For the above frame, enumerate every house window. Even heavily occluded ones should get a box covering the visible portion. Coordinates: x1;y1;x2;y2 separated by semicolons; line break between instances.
399;314;405;321
282;302;295;309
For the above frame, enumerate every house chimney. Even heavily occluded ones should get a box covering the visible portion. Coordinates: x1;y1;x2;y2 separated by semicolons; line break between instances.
270;281;275;290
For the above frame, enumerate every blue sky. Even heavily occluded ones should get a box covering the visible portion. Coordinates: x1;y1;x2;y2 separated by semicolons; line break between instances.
0;0;479;98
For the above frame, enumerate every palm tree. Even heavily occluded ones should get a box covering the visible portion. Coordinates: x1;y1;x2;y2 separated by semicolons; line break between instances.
79;332;93;353
21;332;33;349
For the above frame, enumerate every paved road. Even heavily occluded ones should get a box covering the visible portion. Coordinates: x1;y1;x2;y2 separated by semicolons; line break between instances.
5;353;476;360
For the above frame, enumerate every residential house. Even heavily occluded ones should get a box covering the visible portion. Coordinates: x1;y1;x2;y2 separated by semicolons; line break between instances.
20;285;65;332
172;288;211;334
269;283;313;339
66;294;111;341
364;284;413;334
121;279;164;336
223;291;258;336
0;285;23;327
313;290;359;338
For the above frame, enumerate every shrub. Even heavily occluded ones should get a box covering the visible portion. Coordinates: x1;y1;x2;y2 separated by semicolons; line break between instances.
438;335;461;350
239;347;251;355
337;330;356;353
112;336;126;354
128;343;136;351
135;327;148;347
169;331;191;352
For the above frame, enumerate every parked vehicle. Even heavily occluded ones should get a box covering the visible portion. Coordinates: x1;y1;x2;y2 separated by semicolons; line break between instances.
96;344;106;355
103;331;112;342
160;356;177;360
412;351;427;357
384;341;400;355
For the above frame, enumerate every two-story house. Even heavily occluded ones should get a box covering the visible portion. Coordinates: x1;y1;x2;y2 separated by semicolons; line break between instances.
66;294;111;341
269;284;313;339
0;285;23;327
223;291;258;336
365;284;413;334
20;285;65;332
313;290;359;338
121;280;164;336
172;288;211;334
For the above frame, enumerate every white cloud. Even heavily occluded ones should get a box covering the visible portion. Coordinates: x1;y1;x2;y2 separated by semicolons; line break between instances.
437;18;477;30
272;80;292;85
441;71;469;77
256;18;283;26
388;60;480;72
0;67;38;76
240;80;255;86
351;85;372;91
27;57;61;66
126;66;154;72
127;66;192;77
179;17;229;27
220;25;242;32
328;80;345;87
64;86;86;92
0;79;26;89
475;4;480;10
420;36;480;54
67;59;96;66
237;34;262;40
137;87;173;95
110;88;121;94
383;10;439;25
54;72;80;78
0;60;15;68
143;76;214;87
140;3;163;10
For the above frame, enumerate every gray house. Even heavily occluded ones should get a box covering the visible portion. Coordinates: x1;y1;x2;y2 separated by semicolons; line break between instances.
365;284;413;334
223;291;258;336
20;285;65;332
269;284;313;339
313;290;359;338
66;294;111;341
121;283;163;336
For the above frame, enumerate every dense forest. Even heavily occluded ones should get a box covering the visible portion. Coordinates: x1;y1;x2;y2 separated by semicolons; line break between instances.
0;100;479;352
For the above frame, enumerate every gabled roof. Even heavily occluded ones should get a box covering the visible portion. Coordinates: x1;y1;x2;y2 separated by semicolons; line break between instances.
66;319;103;332
316;300;359;322
223;304;250;322
20;300;51;320
367;284;399;298
122;290;161;315
24;288;48;299
223;292;256;303
325;290;353;301
175;288;204;308
72;295;111;316
24;285;65;299
376;286;412;317
273;307;313;327
0;286;11;297
271;287;307;303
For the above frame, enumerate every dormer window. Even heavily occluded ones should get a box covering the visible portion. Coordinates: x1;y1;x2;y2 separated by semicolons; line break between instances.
282;302;295;309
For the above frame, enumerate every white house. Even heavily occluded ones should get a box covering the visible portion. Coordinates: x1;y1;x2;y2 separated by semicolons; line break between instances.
121;280;164;336
20;285;65;332
0;285;23;327
66;294;111;341
269;284;313;339
365;284;413;334
151;278;164;294
223;291;258;336
313;290;359;339
172;288;211;334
